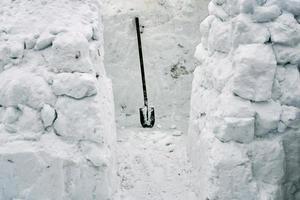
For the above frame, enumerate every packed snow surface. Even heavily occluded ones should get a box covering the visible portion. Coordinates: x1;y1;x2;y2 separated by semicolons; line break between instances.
115;128;197;200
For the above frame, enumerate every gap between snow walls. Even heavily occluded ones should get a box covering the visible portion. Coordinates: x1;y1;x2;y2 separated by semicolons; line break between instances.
189;0;300;199
0;0;117;199
102;0;210;131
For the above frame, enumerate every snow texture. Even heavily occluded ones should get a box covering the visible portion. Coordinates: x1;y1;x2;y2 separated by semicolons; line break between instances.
102;0;210;131
115;128;197;200
0;0;117;199
189;0;300;199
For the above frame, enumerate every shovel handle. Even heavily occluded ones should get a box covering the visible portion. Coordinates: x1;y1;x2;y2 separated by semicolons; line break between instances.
135;17;148;107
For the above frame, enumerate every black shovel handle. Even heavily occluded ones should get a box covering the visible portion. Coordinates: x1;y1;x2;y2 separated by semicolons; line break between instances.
135;17;148;107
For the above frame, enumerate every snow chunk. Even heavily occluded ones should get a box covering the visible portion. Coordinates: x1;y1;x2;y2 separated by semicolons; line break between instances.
2;107;20;125
252;5;282;23
52;73;97;99
281;105;300;129
273;43;300;65
34;32;55;50
194;43;209;63
252;100;281;136
232;44;277;102
217;91;255;118
0;68;56;109
41;104;56;128
2;105;43;135
16;105;44;135
50;32;93;73
214;117;255;143
268;13;300;46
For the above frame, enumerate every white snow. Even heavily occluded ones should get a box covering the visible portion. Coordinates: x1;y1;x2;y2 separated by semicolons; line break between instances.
102;0;210;131
0;0;117;199
189;0;300;199
115;128;197;200
1;0;300;199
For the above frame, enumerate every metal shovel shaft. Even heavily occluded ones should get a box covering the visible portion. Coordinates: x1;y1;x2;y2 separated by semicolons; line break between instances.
135;17;148;107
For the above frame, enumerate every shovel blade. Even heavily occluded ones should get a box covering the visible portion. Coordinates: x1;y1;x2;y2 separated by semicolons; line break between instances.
139;106;155;128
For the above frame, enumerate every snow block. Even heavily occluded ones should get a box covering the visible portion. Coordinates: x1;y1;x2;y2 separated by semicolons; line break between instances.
253;100;282;136
54;96;105;142
267;13;300;46
232;15;270;48
279;65;300;108
252;5;282;23
232;44;277;102
52;73;97;99
273;44;300;65
281;105;300;129
0;138;113;200
50;32;93;73
208;18;231;53
250;139;285;185
214;117;255;143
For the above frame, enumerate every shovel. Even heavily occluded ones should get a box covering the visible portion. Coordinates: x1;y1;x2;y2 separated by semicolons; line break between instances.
135;17;155;128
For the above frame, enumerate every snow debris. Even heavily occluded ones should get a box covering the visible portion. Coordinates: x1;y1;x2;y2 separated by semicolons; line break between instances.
189;0;300;199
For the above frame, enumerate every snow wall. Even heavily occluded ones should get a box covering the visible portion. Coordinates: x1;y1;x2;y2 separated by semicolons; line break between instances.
0;0;117;199
189;0;300;199
103;0;209;129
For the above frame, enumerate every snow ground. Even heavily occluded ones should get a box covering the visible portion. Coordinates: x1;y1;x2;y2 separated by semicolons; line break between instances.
115;127;197;200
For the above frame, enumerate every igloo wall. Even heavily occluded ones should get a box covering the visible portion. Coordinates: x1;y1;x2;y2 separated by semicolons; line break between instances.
189;0;300;199
0;0;117;199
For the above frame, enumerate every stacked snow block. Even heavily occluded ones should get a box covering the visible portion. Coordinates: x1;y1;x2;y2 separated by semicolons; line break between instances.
189;0;300;199
0;0;116;199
